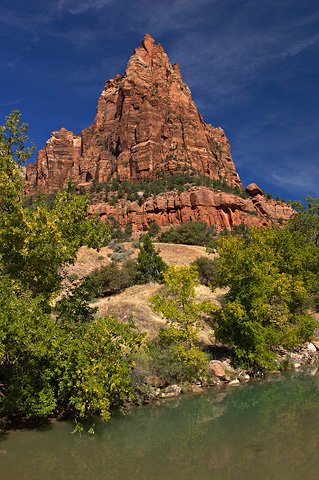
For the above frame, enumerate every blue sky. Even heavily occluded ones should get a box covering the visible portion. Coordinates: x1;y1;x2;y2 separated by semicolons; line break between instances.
1;0;319;201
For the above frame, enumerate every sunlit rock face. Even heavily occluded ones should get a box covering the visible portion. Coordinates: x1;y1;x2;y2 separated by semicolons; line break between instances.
89;187;294;233
25;34;241;195
24;34;294;230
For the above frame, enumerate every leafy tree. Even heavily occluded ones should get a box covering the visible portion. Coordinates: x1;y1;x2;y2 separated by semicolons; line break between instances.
84;259;137;297
135;234;167;284
213;226;317;369
0;112;109;301
0;111;146;421
148;221;161;238
191;256;218;286
288;197;319;309
55;299;144;421
151;266;214;382
289;197;319;247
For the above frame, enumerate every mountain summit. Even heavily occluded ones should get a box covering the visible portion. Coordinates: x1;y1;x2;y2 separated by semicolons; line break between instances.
25;34;242;195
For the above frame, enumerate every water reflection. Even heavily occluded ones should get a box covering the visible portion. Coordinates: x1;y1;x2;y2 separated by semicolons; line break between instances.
2;371;319;480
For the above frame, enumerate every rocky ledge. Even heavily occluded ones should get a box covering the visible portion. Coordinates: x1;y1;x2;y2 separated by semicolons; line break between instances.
89;185;294;232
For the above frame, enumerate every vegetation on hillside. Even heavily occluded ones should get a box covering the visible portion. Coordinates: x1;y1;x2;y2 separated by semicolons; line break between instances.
1;110;318;427
89;171;249;205
150;265;215;383
211;223;318;369
0;111;143;422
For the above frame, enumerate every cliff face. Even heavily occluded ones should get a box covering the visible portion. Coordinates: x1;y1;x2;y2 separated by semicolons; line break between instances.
25;34;241;195
89;187;293;232
24;34;294;230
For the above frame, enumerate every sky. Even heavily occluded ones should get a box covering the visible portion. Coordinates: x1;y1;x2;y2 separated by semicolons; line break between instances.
1;0;319;202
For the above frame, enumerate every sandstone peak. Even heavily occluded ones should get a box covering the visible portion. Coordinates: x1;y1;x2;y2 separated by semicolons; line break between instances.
142;33;155;53
25;34;243;196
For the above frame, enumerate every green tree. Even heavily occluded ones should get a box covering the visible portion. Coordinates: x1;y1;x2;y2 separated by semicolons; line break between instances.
151;265;214;382
0;111;145;421
289;197;319;246
213;226;317;369
84;259;136;297
0;111;109;301
288;197;319;309
148;221;161;238
159;221;215;246
135;234;167;284
190;256;218;286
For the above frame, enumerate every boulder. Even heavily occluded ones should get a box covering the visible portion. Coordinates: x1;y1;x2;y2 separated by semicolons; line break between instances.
208;362;228;381
160;384;182;398
246;183;263;196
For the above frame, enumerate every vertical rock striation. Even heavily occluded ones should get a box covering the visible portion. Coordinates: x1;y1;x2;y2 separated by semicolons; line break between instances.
25;34;241;195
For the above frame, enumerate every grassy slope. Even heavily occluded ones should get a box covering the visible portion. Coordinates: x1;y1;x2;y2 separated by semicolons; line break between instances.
67;243;226;345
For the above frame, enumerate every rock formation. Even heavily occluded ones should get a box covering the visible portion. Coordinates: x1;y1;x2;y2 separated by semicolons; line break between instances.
25;34;241;195
24;34;294;230
89;187;293;232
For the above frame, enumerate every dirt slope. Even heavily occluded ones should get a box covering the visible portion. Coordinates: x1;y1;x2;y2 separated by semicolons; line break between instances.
67;243;224;344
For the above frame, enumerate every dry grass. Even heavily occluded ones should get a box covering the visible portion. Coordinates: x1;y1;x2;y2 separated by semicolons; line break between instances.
67;242;215;279
65;242;224;345
153;243;215;266
93;282;227;345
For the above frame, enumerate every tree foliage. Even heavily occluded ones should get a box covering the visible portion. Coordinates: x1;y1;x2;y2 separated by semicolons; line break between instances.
190;256;218;286
0;111;145;421
213;226;317;369
151;266;214;382
159;221;216;246
134;234;167;284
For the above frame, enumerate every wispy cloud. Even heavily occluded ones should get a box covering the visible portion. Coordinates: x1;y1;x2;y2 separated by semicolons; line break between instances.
281;34;319;57
57;0;115;15
0;98;23;107
270;168;319;196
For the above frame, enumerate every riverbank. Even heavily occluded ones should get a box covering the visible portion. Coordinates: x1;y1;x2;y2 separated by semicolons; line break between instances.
1;341;318;434
150;341;319;400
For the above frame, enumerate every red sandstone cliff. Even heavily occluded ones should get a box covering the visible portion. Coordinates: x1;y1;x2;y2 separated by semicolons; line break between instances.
24;34;294;230
89;187;293;232
25;34;241;195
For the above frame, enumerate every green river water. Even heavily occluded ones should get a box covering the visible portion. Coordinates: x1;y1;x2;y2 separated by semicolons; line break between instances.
1;370;319;480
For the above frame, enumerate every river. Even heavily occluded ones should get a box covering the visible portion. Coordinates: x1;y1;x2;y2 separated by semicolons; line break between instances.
1;370;319;480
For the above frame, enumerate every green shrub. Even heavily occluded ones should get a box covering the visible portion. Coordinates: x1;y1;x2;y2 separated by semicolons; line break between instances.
124;222;133;239
148;221;161;238
112;243;126;253
214;226;317;370
108;251;132;262
84;259;137;297
68;273;79;282
159;221;216;246
134;235;167;284
149;343;209;384
191;256;218;286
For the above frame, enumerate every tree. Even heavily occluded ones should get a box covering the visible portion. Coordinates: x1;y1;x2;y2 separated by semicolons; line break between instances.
148;221;161;238
288;197;319;309
159;221;215;246
190;256;218;286
213;226;317;369
289;197;319;247
151;265;214;382
0;111;110;301
135;234;167;284
0;111;146;421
